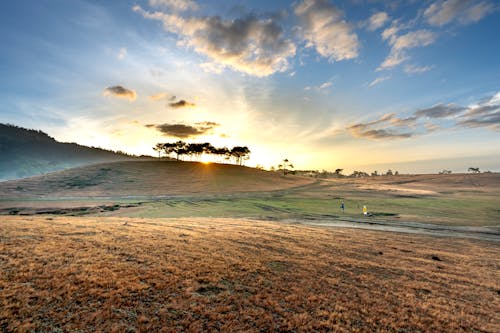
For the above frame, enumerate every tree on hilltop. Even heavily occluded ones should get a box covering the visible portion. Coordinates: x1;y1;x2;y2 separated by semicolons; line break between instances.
278;159;294;175
468;167;480;173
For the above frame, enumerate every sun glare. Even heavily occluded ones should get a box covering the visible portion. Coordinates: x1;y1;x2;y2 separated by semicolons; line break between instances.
200;155;212;164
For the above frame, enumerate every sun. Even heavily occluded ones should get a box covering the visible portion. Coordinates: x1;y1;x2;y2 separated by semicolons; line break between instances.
200;155;212;164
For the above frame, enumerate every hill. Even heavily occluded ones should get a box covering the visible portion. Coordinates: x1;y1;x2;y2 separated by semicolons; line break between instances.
0;124;144;181
0;160;314;199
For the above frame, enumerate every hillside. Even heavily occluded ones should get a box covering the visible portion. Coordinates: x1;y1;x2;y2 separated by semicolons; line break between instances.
0;124;142;180
0;160;314;199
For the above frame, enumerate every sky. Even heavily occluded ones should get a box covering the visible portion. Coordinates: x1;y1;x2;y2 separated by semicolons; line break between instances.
1;0;499;173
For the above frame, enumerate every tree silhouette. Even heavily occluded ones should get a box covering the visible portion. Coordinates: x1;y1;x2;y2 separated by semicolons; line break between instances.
468;167;480;173
154;141;250;165
153;143;164;159
278;159;294;175
230;146;251;165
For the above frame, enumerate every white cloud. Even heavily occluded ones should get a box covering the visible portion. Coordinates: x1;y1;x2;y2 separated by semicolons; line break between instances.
319;81;332;89
378;30;436;70
294;0;359;61
305;80;333;91
134;6;296;77
404;64;434;74
424;0;494;26
117;48;127;60
381;23;401;42
149;0;198;12
368;76;390;87
367;12;389;31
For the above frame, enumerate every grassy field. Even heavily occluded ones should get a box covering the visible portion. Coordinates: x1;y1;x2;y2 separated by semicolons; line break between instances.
1;162;499;331
1;162;499;226
1;216;499;332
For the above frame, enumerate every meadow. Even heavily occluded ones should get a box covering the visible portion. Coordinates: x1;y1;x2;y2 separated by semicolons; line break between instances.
1;216;498;332
1;161;499;332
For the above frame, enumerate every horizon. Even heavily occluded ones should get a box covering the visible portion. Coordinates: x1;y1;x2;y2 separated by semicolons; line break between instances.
1;0;500;173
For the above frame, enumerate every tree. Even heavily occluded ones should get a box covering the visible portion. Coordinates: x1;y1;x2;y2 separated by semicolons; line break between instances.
153;143;164;159
334;168;343;176
468;167;480;173
386;169;393;176
371;170;378;176
230;146;251;165
278;159;294;175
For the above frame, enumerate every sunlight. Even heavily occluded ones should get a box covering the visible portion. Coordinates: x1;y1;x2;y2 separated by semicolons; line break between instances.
200;155;212;164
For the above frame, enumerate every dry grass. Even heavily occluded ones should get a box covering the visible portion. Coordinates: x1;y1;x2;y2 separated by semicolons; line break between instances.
0;161;313;199
1;216;498;332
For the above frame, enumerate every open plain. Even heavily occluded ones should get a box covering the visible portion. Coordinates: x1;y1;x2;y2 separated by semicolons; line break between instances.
1;161;499;332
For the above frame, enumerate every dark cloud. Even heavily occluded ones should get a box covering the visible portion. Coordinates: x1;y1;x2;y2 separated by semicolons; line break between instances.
347;113;416;139
134;6;296;76
457;105;500;129
346;92;500;139
414;103;466;118
147;122;219;138
103;85;137;101
169;99;195;108
348;122;414;139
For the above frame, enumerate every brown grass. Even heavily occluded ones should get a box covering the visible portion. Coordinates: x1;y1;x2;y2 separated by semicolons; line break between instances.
1;216;498;332
0;161;313;199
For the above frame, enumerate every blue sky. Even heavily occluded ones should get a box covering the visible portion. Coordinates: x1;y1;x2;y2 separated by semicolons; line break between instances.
1;0;499;173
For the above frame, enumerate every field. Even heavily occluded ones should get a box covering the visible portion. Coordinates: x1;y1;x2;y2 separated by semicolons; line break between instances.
1;216;499;332
1;161;499;332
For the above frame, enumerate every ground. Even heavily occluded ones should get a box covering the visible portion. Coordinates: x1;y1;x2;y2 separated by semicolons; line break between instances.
1;216;498;332
0;161;499;332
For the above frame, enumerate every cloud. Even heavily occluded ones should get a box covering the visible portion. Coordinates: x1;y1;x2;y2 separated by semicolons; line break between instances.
414;103;466;118
347;113;417;139
134;5;296;77
146;121;219;138
378;30;436;70
294;0;359;61
319;81;332;89
404;64;434;74
347;92;500;140
196;121;220;126
117;48;127;60
457;93;500;129
169;99;195;108
148;0;198;11
304;80;333;91
424;0;494;26
381;22;402;42
103;85;137;101
368;76;390;87
149;92;176;101
367;12;389;31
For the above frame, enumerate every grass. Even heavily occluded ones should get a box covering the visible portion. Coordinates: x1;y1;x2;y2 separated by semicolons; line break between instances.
1;216;498;332
100;194;500;226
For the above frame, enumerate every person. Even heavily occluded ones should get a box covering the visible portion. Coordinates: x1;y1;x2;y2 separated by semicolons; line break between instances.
363;205;367;215
340;201;345;213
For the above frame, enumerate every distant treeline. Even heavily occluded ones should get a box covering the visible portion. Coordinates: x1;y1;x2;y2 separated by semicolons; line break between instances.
294;169;400;178
154;141;251;165
0;123;142;180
